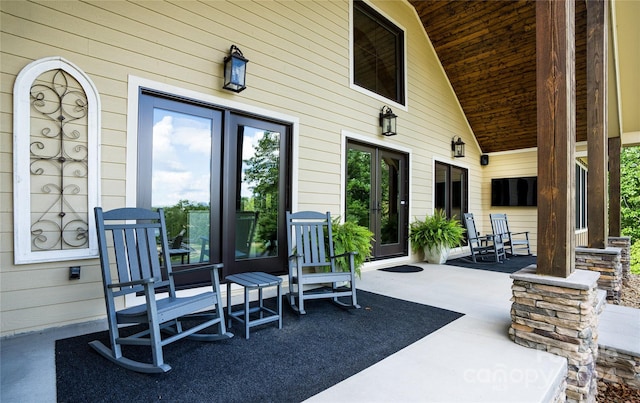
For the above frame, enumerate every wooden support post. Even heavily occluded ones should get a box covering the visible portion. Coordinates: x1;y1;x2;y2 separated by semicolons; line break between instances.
586;0;608;249
608;136;621;237
536;0;576;277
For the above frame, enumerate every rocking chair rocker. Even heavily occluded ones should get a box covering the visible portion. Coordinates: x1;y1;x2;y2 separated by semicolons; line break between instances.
91;207;232;373
286;211;360;314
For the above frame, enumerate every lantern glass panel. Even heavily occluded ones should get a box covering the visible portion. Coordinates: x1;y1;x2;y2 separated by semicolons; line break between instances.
224;55;247;92
384;115;396;135
453;141;465;157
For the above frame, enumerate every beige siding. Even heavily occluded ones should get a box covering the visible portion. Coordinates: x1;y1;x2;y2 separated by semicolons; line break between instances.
575;230;588;247
480;150;539;254
1;0;481;336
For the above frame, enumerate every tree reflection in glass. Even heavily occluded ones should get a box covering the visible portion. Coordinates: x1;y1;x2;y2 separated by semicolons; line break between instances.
346;148;372;228
239;127;280;259
380;156;400;244
151;109;212;265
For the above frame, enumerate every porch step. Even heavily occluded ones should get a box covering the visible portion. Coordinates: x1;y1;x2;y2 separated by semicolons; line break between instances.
598;304;640;389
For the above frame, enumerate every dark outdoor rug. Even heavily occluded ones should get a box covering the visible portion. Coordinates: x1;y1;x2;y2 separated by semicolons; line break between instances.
56;290;463;403
378;265;424;273
446;254;537;273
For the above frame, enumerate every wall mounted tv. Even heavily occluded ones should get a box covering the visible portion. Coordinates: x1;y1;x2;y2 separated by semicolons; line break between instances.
491;177;537;207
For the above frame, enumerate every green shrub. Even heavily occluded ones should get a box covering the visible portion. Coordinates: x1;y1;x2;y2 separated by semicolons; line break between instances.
630;240;640;275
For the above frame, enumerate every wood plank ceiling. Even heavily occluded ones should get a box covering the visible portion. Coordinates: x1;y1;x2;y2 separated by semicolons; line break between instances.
410;0;588;153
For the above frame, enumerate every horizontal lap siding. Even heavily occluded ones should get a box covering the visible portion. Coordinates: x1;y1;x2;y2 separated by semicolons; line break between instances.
482;150;539;254
1;0;479;336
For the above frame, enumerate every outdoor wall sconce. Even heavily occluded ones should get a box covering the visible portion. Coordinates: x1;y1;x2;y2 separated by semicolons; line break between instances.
379;106;397;136
223;45;249;93
451;136;465;158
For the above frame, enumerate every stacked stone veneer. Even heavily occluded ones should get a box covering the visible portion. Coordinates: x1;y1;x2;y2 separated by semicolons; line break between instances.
575;247;622;304
597;346;640;389
607;237;631;285
510;267;604;403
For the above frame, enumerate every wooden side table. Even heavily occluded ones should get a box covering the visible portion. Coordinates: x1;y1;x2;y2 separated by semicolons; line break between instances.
225;272;282;339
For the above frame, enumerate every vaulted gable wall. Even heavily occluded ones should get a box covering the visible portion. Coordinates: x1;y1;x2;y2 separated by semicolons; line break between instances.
0;0;482;336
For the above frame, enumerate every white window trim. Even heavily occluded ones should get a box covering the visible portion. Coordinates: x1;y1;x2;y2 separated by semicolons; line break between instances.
13;57;101;264
349;0;409;112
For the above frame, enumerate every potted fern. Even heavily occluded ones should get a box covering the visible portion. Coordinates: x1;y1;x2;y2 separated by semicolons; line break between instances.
330;218;374;278
409;209;465;264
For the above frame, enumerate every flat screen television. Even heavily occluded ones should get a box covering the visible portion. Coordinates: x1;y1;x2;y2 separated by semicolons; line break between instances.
491;177;537;207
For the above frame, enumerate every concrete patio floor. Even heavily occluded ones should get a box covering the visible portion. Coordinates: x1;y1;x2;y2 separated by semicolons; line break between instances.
2;260;635;402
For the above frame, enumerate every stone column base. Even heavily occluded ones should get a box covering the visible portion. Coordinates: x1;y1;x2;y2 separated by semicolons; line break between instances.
575;247;622;304
607;237;631;285
510;266;604;403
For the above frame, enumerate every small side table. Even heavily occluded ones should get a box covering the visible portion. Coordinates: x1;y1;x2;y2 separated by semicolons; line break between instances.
226;272;282;339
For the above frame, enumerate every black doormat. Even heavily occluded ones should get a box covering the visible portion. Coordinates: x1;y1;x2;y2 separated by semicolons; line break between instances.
446;254;537;274
378;265;424;273
56;290;462;403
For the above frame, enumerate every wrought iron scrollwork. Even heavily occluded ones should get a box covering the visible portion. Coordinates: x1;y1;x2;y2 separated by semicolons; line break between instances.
29;69;89;251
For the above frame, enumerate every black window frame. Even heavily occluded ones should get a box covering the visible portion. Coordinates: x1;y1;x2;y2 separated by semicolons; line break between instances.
575;163;588;230
434;161;468;220
353;0;405;105
137;89;293;281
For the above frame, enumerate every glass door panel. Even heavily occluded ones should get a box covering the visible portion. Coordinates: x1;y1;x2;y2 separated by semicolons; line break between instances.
150;108;212;266
346;141;408;259
450;166;466;220
435;162;448;213
139;94;290;280
380;154;400;245
377;150;406;256
236;126;281;260
225;114;289;276
346;147;373;229
434;161;468;228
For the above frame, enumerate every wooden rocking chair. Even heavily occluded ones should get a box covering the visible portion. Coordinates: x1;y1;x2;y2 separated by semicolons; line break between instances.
286;211;360;314
91;207;232;373
490;213;531;256
463;213;506;263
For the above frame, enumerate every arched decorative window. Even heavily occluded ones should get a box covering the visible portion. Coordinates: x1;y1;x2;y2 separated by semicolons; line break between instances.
13;57;100;264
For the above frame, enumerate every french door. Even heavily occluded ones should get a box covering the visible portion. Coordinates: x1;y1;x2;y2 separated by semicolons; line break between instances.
346;141;409;258
138;91;290;282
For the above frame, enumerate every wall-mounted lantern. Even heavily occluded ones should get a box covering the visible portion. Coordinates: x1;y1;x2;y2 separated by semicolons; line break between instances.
379;106;397;136
451;136;465;158
223;45;249;93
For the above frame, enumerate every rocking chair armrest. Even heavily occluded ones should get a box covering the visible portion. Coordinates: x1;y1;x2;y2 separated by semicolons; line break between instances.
107;277;157;289
169;263;224;276
288;253;303;261
510;231;529;236
476;234;496;242
331;251;358;259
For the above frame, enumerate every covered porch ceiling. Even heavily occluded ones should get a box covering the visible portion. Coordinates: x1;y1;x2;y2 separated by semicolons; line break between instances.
409;0;639;154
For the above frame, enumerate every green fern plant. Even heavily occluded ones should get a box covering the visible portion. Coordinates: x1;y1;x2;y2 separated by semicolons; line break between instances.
409;209;465;253
330;218;374;278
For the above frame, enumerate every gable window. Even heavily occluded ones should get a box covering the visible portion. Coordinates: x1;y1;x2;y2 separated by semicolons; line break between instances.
13;57;100;264
352;0;405;105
